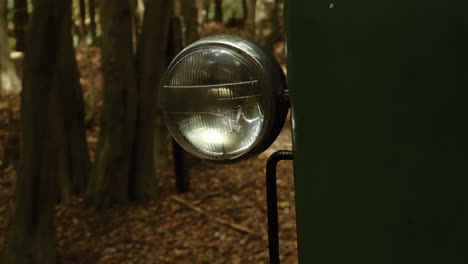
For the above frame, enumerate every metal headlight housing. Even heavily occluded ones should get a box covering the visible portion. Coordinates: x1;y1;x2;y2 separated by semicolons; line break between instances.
162;35;288;162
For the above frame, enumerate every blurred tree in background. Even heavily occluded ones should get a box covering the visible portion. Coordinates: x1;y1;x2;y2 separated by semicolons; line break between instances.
86;0;172;210
5;0;89;262
12;0;27;51
181;0;201;45
86;0;139;210
88;0;97;42
132;0;172;202
0;0;285;262
214;0;223;22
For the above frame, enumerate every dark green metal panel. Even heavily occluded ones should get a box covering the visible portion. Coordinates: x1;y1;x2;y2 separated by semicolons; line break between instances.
286;1;468;263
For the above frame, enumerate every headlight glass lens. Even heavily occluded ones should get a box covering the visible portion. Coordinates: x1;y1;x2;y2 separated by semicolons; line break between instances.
163;47;270;160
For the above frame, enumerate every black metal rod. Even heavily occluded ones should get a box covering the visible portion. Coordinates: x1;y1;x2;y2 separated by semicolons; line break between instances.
173;139;190;193
266;150;293;264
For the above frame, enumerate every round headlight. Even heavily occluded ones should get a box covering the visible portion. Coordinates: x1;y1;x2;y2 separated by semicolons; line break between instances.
162;35;287;162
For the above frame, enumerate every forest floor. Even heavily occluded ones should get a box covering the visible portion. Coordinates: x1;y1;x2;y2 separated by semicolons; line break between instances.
0;23;296;264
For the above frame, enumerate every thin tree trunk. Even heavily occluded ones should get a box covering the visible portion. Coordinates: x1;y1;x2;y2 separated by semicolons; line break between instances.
214;0;222;22
78;0;86;35
87;0;172;207
166;14;198;193
158;15;182;175
67;52;91;195
13;0;28;51
87;0;137;210
6;0;89;262
241;0;247;25
132;0;172;201
0;0;5;26
181;0;199;45
247;0;256;38
152;1;176;172
88;0;96;43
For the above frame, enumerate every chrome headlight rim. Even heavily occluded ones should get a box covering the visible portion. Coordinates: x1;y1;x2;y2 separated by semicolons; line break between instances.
163;35;288;163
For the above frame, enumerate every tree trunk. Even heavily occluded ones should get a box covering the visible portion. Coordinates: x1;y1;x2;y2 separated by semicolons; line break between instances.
241;0;247;25
166;14;198;193
153;14;184;173
214;0;222;22
66;55;91;195
87;0;172;208
0;0;5;26
86;0;137;210
247;0;256;38
0;0;21;95
181;0;200;45
88;0;97;43
78;0;86;36
254;0;278;53
6;0;89;262
13;0;28;51
132;0;172;201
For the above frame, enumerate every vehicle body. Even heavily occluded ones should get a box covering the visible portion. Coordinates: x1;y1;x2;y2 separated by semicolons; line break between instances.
286;1;468;263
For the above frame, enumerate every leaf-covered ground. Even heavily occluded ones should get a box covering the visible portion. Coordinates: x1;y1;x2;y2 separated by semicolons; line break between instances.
0;23;297;263
0;119;296;264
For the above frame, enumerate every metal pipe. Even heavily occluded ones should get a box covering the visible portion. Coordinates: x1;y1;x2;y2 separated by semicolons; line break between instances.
266;150;293;264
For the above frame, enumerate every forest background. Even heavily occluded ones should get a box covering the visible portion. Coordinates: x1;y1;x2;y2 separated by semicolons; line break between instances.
0;0;296;263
